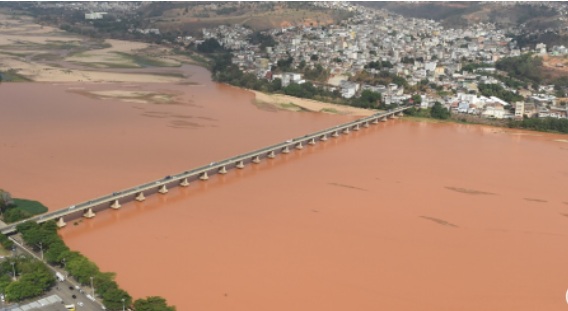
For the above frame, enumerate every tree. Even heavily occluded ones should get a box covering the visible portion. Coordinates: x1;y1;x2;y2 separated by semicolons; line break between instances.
0;275;11;293
0;233;13;250
411;94;422;105
103;288;132;311
133;296;176;311
3;208;31;223
94;272;118;297
430;102;450;119
44;241;69;263
269;78;282;92
0;190;14;213
66;256;100;284
197;38;223;53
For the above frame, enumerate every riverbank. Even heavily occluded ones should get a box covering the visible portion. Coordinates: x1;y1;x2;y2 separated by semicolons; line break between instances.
251;90;380;117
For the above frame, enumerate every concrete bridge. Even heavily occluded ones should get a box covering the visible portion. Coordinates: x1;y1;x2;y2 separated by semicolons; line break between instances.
0;106;411;235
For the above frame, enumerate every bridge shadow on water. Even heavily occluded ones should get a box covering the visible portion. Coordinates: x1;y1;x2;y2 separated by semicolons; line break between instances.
68;122;392;233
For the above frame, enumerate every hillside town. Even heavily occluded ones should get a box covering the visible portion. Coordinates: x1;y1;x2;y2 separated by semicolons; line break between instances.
196;2;568;120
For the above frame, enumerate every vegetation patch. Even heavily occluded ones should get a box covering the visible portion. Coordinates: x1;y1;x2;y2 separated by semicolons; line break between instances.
11;198;48;215
0;190;47;223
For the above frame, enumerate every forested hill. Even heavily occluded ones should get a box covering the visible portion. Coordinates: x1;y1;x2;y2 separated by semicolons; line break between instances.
357;2;563;30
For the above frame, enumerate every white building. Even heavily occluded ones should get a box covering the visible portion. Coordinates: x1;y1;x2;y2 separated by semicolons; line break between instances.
85;12;106;20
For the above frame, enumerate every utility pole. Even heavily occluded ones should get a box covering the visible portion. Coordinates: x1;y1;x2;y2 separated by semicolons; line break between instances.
90;276;95;297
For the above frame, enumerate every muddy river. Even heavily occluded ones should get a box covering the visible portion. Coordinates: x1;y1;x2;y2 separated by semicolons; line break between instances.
2;65;568;311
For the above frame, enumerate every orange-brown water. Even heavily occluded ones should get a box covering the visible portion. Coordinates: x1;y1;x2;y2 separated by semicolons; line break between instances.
0;65;352;209
60;121;568;311
2;66;568;310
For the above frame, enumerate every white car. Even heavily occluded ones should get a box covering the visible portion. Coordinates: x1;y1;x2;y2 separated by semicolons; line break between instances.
78;302;84;307
68;205;75;210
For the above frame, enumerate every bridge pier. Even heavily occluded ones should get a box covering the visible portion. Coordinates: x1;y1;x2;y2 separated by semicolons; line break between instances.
135;192;146;201
83;208;95;219
267;151;275;159
396;111;403;117
252;155;261;164
200;172;209;180
56;217;66;228
158;184;168;194
110;200;121;209
282;146;290;154
362;122;369;128
180;178;190;187
308;138;316;145
235;160;245;169
388;114;395;119
295;142;303;150
372;118;379;124
353;124;360;131
331;131;339;138
343;128;350;134
218;166;227;174
380;117;387;122
320;134;328;141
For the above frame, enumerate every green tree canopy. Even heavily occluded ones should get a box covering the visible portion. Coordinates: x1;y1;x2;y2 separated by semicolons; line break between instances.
133;296;177;311
103;288;132;311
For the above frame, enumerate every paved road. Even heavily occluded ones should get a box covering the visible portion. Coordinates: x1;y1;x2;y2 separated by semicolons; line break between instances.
7;237;103;311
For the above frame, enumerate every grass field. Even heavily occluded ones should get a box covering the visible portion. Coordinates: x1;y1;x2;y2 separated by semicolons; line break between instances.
12;198;48;215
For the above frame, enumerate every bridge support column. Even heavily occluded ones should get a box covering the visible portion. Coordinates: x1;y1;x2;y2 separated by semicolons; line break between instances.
83;208;95;219
320;135;328;141
267;151;275;159
380;117;387;122
388;114;395;119
110;200;121;209
331;131;339;138
282;146;290;154
56;217;66;228
308;138;316;145
252;155;261;164
372;118;379;124
353;124;360;131
343;128;350;134
235;160;245;169
135;192;146;201
158;184;168;194
218;166;227;174
295;142;303;150
396;111;403;117
180;178;189;187
200;172;209;180
362;122;369;128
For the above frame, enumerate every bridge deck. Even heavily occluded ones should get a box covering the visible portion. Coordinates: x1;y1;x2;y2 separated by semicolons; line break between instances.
1;106;410;235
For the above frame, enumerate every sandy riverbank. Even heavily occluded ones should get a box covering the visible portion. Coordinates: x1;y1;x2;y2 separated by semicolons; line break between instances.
251;90;380;117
